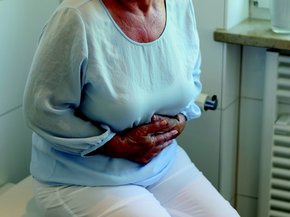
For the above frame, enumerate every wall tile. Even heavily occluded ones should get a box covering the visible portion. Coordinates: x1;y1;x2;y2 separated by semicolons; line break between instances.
237;98;263;197
178;110;221;188
241;46;267;100
0;0;59;115
236;195;258;217
250;0;270;19
219;101;239;202
0;107;32;185
221;44;242;109
225;0;249;29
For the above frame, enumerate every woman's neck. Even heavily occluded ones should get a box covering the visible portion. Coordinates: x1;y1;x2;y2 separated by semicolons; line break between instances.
103;0;159;16
101;0;166;43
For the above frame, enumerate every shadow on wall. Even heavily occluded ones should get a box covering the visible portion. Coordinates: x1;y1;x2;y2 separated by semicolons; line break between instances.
0;0;60;186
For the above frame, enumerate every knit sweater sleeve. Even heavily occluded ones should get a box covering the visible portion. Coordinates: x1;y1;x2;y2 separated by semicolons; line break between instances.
180;50;202;121
23;8;115;156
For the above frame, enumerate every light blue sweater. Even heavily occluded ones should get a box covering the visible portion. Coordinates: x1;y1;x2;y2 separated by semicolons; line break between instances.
23;0;202;187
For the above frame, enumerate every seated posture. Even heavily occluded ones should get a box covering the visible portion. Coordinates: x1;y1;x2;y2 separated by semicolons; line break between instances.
23;0;240;216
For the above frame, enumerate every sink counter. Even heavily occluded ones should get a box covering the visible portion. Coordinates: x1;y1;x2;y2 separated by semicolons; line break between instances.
214;18;290;51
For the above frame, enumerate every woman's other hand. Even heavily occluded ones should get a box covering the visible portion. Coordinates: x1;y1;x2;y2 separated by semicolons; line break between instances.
94;115;186;164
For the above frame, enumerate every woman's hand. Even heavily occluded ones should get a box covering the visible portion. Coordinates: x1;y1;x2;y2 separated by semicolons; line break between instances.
151;113;186;137
94;113;186;164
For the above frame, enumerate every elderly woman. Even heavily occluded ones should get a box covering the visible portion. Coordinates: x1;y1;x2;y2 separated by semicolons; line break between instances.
23;0;240;216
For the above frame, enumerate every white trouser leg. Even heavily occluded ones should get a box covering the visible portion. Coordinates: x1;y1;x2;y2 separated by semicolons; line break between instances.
33;180;171;217
147;146;240;217
33;146;240;217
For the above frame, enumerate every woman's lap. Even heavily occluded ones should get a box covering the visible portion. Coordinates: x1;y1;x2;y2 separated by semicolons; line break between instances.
147;146;240;217
33;183;171;217
33;146;240;217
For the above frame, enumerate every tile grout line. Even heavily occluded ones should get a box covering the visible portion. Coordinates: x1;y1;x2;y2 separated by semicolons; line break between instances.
0;104;22;118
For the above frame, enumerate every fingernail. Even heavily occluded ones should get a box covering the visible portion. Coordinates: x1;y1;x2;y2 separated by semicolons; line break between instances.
161;120;167;125
172;130;178;135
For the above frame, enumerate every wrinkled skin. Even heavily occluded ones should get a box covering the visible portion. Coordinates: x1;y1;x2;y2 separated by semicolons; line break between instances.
95;114;186;164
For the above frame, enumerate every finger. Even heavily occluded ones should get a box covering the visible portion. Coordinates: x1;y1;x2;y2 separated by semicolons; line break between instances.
152;130;178;145
150;140;173;159
142;119;170;134
152;115;179;129
165;118;179;129
157;140;173;150
151;114;166;122
131;139;174;164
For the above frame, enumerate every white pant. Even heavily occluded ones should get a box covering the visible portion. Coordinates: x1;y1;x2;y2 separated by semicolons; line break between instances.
33;147;240;217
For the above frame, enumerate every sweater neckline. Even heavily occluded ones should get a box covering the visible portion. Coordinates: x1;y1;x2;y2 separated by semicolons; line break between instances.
98;0;168;46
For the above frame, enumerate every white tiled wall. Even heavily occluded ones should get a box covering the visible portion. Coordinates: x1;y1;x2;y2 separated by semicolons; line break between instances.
250;0;270;20
0;108;32;185
238;98;263;197
222;44;242;109
0;0;59;186
178;110;221;188
220;100;239;203
236;46;267;217
225;0;249;29
241;47;267;100
218;43;241;204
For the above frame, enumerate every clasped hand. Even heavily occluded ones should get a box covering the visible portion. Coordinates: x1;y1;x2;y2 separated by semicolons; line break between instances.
96;114;186;164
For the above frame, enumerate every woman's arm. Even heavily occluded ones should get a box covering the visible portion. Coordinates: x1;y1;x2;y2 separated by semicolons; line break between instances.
24;8;114;156
92;114;186;164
